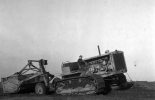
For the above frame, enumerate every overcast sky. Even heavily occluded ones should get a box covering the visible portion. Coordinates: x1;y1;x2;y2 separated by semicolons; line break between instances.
0;0;154;81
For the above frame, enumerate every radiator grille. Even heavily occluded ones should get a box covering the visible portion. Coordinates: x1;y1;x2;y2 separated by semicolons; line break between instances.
113;53;127;71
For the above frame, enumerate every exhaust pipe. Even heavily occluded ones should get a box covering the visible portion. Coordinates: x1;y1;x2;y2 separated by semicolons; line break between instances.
98;45;101;56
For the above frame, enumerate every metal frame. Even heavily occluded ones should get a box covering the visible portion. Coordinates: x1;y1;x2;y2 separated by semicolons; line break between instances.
1;59;55;93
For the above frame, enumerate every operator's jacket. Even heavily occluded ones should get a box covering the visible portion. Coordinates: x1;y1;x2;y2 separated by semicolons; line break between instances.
77;58;85;66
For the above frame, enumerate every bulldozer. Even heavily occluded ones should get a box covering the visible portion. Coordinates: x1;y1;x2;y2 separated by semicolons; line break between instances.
1;47;132;95
54;48;130;95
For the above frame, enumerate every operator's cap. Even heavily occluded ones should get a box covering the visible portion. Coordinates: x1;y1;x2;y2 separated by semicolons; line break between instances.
79;55;83;57
105;50;110;54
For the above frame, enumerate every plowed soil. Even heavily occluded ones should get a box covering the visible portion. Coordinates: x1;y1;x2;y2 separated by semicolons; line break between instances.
0;81;155;100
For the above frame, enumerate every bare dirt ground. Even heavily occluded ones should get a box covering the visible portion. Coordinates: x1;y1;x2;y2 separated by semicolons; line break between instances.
0;81;155;100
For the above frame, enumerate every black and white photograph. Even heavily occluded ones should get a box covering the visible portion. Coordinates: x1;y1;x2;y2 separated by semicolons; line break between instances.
0;0;155;100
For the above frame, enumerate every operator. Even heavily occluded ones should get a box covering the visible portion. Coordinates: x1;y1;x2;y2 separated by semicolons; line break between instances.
77;55;85;67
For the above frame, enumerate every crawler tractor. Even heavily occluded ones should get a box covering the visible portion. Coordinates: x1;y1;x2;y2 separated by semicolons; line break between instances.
54;49;129;95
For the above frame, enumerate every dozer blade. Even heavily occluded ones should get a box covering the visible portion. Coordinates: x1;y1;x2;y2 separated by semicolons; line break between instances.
116;82;134;90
